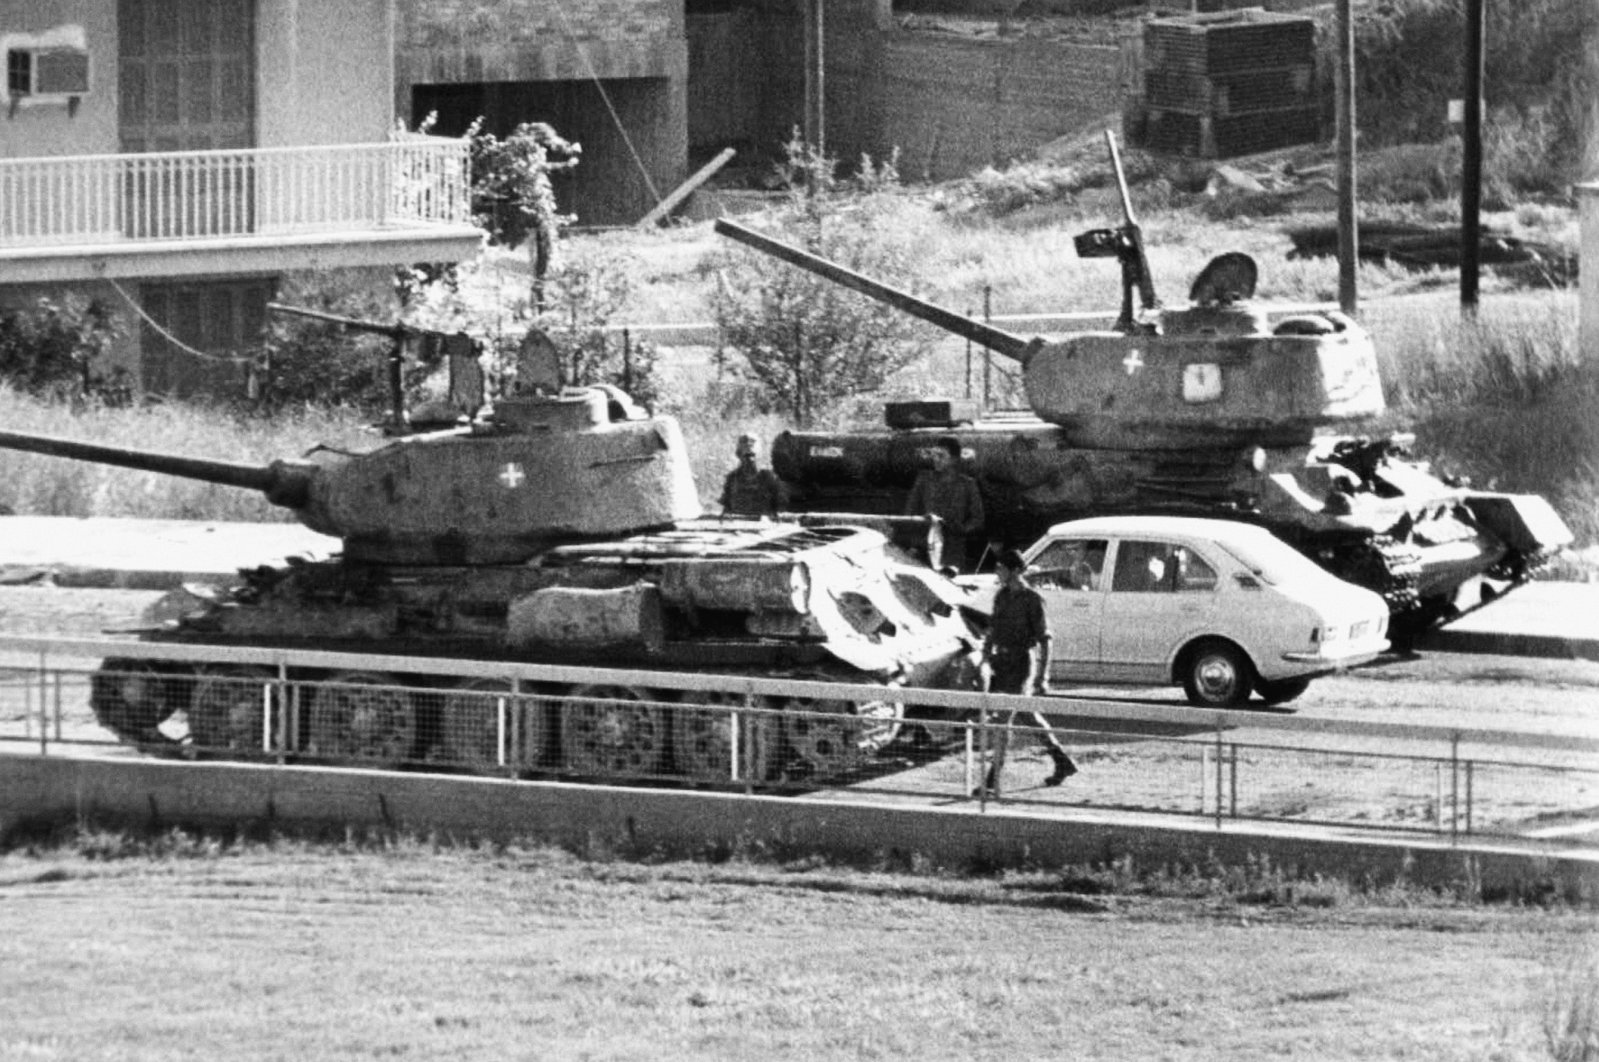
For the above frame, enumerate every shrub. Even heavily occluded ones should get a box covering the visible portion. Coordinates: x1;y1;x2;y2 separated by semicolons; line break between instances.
252;268;420;416
0;295;128;403
710;135;929;426
403;241;665;409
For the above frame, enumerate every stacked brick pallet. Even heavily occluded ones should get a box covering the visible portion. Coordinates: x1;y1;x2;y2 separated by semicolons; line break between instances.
1126;8;1321;159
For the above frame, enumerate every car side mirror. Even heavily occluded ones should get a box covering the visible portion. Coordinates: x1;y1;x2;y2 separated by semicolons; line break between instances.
1233;573;1262;590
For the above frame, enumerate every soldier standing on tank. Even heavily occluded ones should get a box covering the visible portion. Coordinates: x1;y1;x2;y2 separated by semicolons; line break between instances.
720;432;786;518
977;548;1077;797
905;436;985;572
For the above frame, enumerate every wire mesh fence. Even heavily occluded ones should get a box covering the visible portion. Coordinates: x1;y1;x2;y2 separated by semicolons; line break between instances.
3;639;1596;849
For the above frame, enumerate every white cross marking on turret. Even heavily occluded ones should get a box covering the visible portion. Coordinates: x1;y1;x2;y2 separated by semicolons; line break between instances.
1123;348;1145;375
499;462;526;488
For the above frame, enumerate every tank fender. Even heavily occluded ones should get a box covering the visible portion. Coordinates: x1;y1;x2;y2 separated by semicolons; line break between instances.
658;558;811;614
506;583;665;654
1461;493;1575;555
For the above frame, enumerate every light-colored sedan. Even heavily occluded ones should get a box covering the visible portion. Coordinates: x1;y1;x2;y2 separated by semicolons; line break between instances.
964;515;1391;707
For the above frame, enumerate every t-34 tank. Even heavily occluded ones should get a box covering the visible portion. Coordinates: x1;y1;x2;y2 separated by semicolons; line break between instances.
714;132;1572;640
0;328;978;784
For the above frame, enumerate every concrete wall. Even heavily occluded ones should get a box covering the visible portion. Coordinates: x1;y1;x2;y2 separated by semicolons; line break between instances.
0;1;395;156
257;0;396;147
879;35;1121;181
6;755;1595;901
684;8;1120;183
397;0;687;226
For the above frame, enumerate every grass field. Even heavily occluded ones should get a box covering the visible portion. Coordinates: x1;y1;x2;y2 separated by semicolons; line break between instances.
1;831;1594;1062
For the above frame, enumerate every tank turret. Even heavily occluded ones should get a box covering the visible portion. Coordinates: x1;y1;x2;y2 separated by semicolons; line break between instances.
715;133;1385;451
0;388;701;565
714;131;1572;635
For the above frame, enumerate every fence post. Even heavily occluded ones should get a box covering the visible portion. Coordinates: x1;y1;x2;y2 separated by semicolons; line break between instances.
1213;724;1224;828
36;650;48;755
1450;733;1461;843
1465;759;1474;836
276;659;291;765
1228;743;1238;818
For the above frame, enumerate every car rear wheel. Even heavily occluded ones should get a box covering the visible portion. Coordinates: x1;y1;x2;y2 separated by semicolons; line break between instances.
1180;640;1254;708
1255;676;1312;706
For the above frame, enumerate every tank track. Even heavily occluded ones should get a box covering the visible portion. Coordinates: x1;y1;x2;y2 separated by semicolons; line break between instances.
1315;534;1423;615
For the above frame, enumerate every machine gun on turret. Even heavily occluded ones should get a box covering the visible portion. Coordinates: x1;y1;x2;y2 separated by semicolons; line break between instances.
268;303;484;433
1071;130;1160;333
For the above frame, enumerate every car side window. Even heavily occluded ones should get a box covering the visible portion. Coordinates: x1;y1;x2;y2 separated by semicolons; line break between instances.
1111;540;1171;592
1170;546;1218;592
1030;538;1109;592
1111;541;1220;593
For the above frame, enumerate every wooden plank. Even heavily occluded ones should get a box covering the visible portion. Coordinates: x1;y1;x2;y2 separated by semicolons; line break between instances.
635;147;736;229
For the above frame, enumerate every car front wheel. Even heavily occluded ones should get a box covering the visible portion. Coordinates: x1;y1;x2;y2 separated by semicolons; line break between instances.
1255;676;1312;706
1180;640;1254;708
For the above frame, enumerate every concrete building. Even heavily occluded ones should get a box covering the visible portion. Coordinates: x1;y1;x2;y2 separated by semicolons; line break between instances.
0;0;481;396
398;0;1121;225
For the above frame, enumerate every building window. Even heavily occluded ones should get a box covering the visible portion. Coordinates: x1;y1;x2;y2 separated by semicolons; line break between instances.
6;49;31;97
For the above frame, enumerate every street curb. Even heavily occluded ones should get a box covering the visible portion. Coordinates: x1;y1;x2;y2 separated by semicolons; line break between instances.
3;755;1595;901
1419;629;1599;662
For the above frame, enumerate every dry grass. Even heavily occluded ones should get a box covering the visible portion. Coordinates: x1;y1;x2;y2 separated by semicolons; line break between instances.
0;830;1590;1062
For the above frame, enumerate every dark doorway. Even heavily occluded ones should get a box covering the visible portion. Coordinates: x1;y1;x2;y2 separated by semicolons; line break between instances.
139;277;274;397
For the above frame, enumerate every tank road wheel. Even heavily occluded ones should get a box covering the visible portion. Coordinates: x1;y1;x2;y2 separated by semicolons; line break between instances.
779;681;904;781
438;679;547;772
90;659;190;748
1255;676;1312;707
307;671;417;766
559;684;667;779
189;666;277;756
671;690;779;784
1180;640;1254;709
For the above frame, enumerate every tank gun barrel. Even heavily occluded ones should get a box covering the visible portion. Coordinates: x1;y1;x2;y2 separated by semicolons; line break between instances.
0;430;312;510
714;219;1041;366
267;302;411;339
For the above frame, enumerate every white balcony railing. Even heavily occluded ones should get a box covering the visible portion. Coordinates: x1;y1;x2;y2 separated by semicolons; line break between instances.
0;137;472;249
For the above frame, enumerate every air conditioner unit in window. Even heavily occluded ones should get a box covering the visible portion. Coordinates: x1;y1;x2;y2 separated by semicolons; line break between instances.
7;46;90;99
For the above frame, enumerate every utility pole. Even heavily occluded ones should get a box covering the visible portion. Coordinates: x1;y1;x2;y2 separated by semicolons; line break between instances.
1335;0;1358;315
1461;0;1485;315
803;0;825;197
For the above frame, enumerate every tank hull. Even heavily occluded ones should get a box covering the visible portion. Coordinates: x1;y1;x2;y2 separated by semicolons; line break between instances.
773;417;1572;639
88;520;981;785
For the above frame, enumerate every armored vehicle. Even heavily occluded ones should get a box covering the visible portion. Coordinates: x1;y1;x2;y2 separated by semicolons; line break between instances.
0;314;978;784
714;132;1572;640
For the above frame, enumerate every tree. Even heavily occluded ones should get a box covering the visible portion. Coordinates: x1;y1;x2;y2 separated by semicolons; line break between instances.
464;119;581;312
711;136;925;427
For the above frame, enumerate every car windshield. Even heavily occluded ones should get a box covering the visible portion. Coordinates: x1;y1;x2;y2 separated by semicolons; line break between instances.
1215;533;1335;586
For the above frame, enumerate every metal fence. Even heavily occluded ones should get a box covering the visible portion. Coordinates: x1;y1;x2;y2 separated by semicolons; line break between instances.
2;635;1596;848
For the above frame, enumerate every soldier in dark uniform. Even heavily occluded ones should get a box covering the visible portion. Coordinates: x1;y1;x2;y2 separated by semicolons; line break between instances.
978;548;1077;796
904;436;985;572
720;433;786;517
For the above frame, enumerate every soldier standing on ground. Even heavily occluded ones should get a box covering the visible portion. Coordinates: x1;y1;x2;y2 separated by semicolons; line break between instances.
904;436;985;572
720;432;786;518
978;548;1077;796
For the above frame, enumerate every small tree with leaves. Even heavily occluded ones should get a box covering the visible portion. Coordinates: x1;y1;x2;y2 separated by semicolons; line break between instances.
464;119;581;311
711;134;924;427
